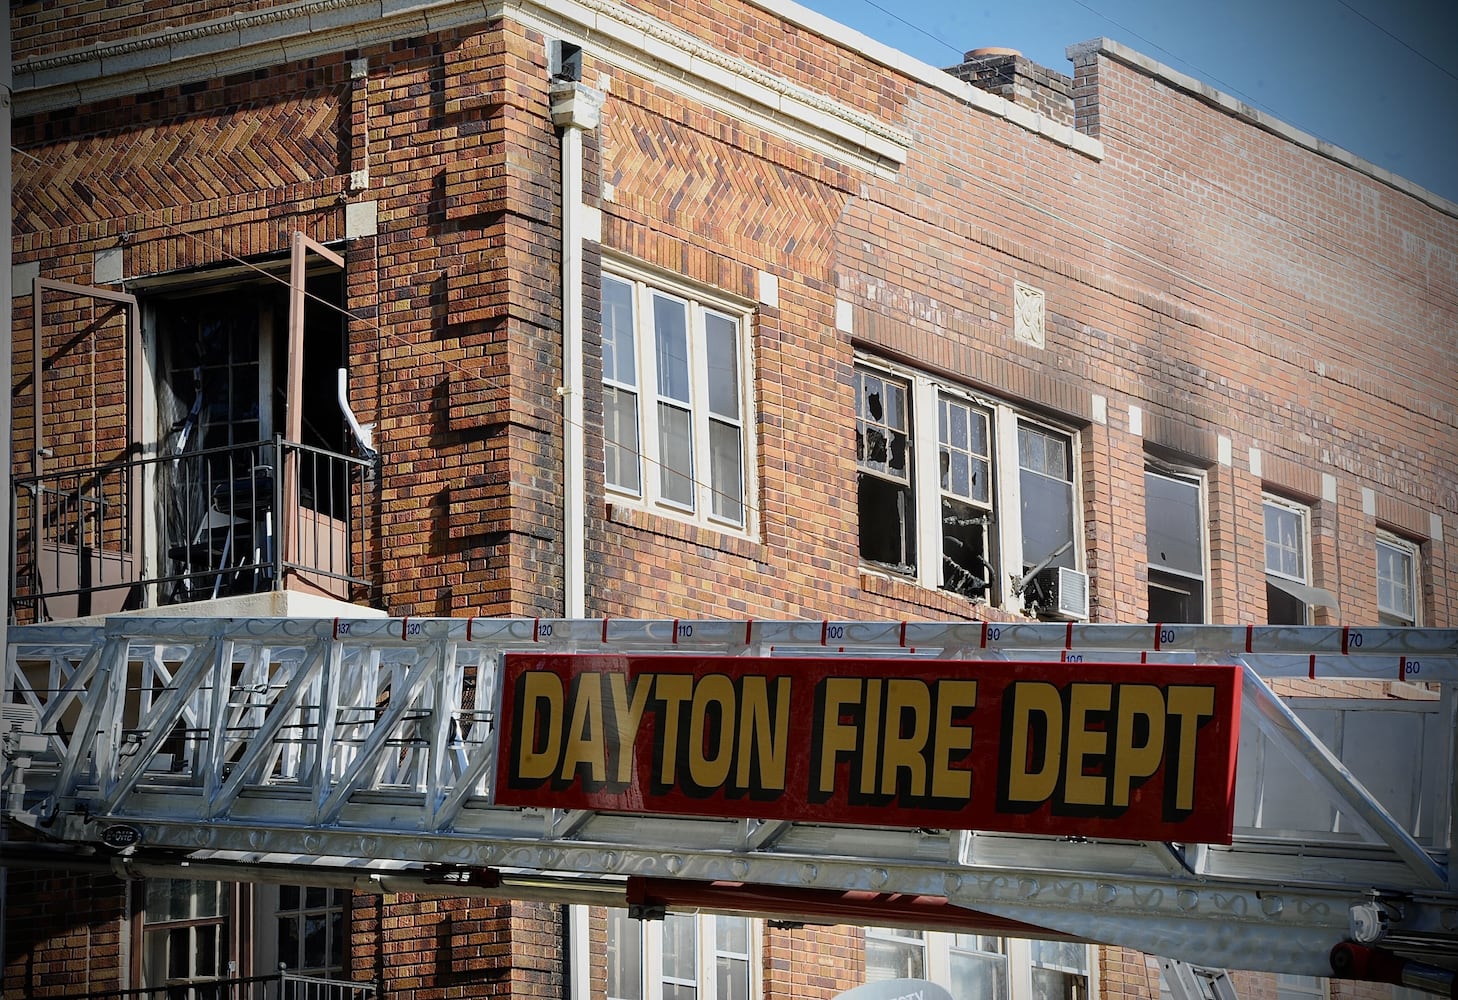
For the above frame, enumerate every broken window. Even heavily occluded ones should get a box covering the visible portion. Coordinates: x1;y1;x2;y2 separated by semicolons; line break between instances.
855;356;1081;610
856;367;914;572
937;393;993;598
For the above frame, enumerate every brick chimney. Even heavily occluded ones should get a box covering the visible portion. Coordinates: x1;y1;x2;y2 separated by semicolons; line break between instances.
947;47;1075;127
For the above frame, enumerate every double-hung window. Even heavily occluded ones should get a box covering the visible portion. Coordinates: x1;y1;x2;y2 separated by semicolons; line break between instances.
1029;939;1090;1000
854;356;1081;613
1264;495;1312;625
865;931;1082;1000
607;909;756;1000
602;270;752;531
142;879;231;987
1145;465;1206;624
864;926;926;980
1376;533;1420;625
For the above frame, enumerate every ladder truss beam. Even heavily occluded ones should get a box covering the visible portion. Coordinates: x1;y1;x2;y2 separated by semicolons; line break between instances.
3;617;1456;976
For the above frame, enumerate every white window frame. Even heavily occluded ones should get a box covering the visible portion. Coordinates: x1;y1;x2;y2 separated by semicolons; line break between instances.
1263;494;1313;625
607;910;761;1000
1376;531;1421;626
1145;463;1209;624
601;264;756;535
867;930;1091;1000
854;355;1083;613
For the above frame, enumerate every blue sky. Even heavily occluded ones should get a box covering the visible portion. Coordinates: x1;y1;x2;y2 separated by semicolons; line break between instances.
792;0;1458;204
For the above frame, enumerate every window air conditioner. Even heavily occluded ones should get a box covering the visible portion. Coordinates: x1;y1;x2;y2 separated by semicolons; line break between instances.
1027;565;1089;621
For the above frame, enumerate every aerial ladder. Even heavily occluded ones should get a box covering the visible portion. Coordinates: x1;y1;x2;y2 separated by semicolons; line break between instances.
2;616;1455;984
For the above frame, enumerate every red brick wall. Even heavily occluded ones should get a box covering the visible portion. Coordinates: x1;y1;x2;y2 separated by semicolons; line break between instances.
1;866;127;996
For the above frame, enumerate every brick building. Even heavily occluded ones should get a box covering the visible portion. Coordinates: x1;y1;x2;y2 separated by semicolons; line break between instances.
3;0;1455;998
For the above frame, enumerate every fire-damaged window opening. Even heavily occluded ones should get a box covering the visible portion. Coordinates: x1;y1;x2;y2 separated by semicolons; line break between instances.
855;356;1083;614
140;243;353;604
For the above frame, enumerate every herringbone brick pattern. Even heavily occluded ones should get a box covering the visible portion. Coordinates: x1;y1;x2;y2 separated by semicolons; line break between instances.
14;87;345;233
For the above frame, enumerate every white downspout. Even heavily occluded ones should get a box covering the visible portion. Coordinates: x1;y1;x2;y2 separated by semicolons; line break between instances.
550;79;603;620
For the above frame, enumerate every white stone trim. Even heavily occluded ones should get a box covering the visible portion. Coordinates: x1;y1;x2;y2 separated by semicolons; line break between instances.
13;0;911;176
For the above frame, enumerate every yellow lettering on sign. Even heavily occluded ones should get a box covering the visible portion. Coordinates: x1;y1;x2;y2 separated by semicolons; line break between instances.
736;676;790;793
1112;684;1166;807
1062;682;1111;807
859;678;883;797
1166;685;1216;812
516;671;564;782
653;675;693;786
930;680;977;800
818;678;862;797
1005;681;1062;804
559;671;607;785
688;674;737;790
881;679;931;798
606;672;653;786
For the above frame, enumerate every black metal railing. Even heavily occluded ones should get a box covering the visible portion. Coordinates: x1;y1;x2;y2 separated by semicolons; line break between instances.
44;970;380;1000
10;438;374;624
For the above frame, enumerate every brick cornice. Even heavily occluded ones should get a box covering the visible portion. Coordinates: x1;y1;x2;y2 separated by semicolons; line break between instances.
13;0;911;175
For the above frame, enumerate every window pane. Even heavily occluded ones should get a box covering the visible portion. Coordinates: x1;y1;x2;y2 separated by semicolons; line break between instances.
715;917;751;1000
602;276;638;386
654;295;691;403
1266;582;1307;625
1149;568;1204;624
938;396;989;504
1146;470;1203;576
1264;502;1305;579
659;403;694;507
705;313;740;420
860;473;915;571
1377;538;1415;622
606;910;644;1000
717;956;749;1000
1021;426;1076;570
856;370;910;482
865;928;924;982
942;496;991;598
605;386;642;494
277;916;300;970
709;419;744;524
662;913;697;983
951;951;1008;1000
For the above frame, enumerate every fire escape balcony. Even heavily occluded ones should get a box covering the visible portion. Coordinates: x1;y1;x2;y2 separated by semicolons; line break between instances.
10;437;375;624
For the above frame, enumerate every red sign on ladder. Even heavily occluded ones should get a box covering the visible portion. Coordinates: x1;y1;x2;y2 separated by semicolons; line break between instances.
494;654;1242;844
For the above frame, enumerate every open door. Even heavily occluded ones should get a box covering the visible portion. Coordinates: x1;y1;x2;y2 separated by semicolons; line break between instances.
282;232;350;599
22;278;143;620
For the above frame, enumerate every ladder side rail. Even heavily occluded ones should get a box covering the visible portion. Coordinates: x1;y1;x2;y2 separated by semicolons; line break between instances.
315;645;440;824
427;639;463;807
429;651;503;831
39;636;125;823
96;636;220;813
1240;664;1448;889
27;644;104;759
309;635;345;805
204;639;329;818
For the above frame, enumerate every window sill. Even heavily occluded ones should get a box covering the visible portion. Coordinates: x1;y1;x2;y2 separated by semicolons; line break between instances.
605;502;765;562
858;569;1025;622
